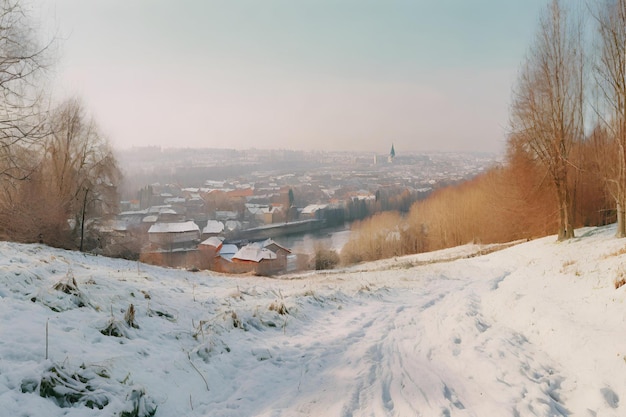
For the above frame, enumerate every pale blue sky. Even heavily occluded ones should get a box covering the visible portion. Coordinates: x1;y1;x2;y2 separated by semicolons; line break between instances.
36;0;547;153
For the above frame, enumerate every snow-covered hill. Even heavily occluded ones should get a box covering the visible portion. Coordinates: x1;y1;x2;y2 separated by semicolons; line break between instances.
1;225;625;416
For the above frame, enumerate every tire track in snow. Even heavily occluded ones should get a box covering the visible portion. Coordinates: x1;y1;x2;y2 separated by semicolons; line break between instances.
205;265;571;416
317;279;571;417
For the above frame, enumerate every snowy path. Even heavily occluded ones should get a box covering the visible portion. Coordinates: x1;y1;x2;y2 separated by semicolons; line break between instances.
195;263;570;417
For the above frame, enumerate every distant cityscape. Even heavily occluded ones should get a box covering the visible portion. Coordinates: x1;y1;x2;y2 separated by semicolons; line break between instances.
117;146;498;200
101;147;498;274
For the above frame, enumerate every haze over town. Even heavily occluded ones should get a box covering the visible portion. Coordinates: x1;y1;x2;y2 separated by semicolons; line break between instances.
36;0;547;153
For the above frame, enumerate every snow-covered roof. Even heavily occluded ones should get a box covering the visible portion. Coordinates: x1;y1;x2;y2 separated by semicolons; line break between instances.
204;180;225;188
232;245;277;263
261;239;291;254
119;209;149;217
247;206;276;215
148;221;200;234
301;204;328;215
200;236;224;248
142;215;158;223
218;244;239;261
147;205;172;214
225;220;242;231
219;244;238;255
164;197;186;204
216;211;239;221
202;220;224;235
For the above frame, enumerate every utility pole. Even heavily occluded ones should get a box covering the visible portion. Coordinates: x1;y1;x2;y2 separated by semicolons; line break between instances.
80;188;89;252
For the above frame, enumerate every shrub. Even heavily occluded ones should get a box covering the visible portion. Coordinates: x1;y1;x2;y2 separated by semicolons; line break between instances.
340;212;409;265
314;247;339;270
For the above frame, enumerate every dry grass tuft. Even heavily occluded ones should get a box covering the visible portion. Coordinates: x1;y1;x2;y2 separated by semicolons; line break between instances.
50;270;89;309
231;311;241;328
124;304;138;328
560;260;577;274
53;271;79;295
269;301;289;315
614;268;626;289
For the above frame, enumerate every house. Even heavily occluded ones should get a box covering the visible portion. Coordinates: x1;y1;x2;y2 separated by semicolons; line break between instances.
118;209;149;226
260;239;294;272
233;244;277;263
224;220;242;234
227;187;254;199
215;211;239;222
200;236;223;249
140;221;202;269
157;208;183;223
198;236;224;270
139;214;158;234
211;243;239;273
300;204;328;220
230;243;280;275
261;238;290;255
246;205;281;225
202;220;225;239
142;215;158;224
147;221;200;251
218;244;239;262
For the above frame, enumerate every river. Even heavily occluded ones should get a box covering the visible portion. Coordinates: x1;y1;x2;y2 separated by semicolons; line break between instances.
271;226;352;256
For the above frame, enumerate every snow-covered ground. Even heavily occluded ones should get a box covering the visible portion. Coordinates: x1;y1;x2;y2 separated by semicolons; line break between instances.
1;225;625;416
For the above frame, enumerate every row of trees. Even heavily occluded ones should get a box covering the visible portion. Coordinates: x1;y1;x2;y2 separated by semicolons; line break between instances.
0;1;120;249
511;0;626;240
341;0;626;263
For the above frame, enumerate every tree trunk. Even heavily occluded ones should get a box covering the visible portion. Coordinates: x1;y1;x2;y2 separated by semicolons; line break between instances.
79;188;88;252
616;201;626;238
563;187;575;240
617;139;626;237
556;181;575;241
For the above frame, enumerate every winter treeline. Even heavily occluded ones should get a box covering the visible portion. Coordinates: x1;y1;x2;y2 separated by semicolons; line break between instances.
342;0;626;263
0;1;120;249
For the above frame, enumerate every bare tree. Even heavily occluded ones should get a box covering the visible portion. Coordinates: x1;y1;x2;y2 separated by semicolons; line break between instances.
592;0;626;236
510;0;585;240
0;0;53;243
0;0;51;181
41;98;121;250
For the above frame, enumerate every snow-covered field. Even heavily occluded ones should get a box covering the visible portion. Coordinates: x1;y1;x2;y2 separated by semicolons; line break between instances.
1;225;625;416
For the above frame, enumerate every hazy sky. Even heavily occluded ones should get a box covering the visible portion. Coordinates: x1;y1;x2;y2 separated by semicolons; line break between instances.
36;0;547;153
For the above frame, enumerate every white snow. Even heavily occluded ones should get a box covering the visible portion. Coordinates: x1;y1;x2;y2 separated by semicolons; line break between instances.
203;221;225;235
200;237;224;248
148;221;200;234
1;224;626;416
232;245;277;262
